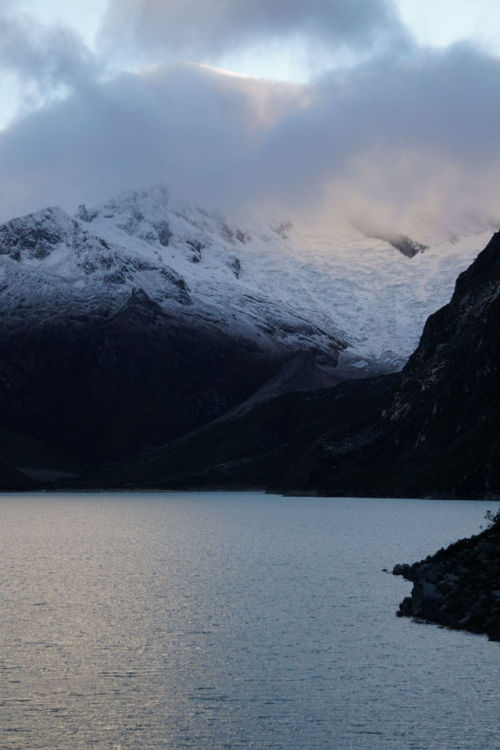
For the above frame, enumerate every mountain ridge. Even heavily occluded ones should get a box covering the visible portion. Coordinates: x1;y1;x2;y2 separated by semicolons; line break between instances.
0;184;497;490
1;184;491;368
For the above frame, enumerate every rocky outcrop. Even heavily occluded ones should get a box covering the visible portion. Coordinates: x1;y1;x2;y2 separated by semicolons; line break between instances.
354;220;428;257
393;516;500;641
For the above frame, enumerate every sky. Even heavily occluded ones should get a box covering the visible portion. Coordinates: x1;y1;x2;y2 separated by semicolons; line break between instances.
1;0;500;229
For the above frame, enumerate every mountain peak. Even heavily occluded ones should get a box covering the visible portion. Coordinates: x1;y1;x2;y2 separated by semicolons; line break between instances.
0;206;77;261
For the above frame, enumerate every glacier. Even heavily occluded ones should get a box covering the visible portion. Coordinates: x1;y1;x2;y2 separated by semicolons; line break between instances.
0;183;494;374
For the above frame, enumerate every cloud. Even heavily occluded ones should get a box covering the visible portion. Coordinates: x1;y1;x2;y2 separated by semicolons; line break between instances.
252;44;500;226
101;0;405;65
1;45;500;233
0;63;290;218
0;6;101;113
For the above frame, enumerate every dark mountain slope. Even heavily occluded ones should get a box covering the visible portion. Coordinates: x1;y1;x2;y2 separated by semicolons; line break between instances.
30;231;500;496
0;295;307;464
292;231;500;498
103;374;399;490
1;213;499;497
0;201;351;471
117;228;500;498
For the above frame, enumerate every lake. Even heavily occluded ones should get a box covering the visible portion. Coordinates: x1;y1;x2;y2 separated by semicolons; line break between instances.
0;492;499;749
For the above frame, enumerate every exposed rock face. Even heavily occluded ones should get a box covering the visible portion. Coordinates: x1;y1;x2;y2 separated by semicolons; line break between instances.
384;231;500;496
386;234;428;259
291;231;500;498
353;221;428;257
0;207;77;261
393;517;500;641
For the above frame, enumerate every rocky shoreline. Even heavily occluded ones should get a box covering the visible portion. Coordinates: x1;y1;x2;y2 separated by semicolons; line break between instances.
393;514;500;641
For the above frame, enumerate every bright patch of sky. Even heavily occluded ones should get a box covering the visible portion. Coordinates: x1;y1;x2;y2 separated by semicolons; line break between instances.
397;0;500;53
0;0;105;128
18;0;105;49
216;37;378;84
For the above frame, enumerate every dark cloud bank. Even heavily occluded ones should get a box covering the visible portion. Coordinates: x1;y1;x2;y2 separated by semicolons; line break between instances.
0;0;500;230
101;0;404;60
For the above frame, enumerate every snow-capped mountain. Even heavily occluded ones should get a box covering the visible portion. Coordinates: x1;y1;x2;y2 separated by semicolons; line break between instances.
0;184;493;373
75;185;496;370
0;183;496;476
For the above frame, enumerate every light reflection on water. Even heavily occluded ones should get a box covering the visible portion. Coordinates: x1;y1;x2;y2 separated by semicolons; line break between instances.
0;492;498;749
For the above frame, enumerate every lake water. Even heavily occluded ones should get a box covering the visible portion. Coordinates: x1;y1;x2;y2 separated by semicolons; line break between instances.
1;492;499;749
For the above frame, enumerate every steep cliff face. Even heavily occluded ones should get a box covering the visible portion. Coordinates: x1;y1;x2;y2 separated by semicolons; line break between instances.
292;232;500;498
390;232;500;429
385;232;500;496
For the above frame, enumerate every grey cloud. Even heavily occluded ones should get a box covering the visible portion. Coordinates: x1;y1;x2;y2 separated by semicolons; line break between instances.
0;64;276;217
1;46;500;232
252;45;500;221
0;7;101;105
101;0;405;63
